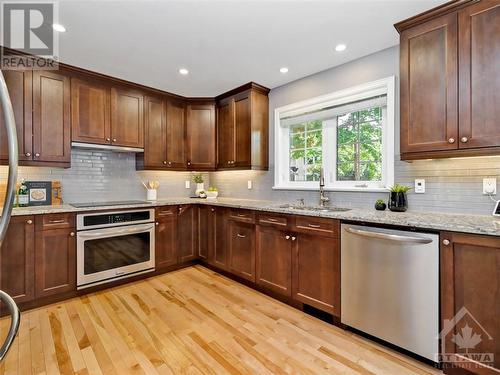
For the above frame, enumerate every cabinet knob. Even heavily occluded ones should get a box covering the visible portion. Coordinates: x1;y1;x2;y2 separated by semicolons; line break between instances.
25;152;31;157
461;137;469;143
106;138;111;142
112;138;117;142
70;232;75;237
35;153;40;157
227;161;231;164
211;208;215;212
156;222;159;226
443;239;450;246
285;235;290;240
291;236;296;241
448;138;455;144
187;161;191;166
163;161;167;165
26;219;32;224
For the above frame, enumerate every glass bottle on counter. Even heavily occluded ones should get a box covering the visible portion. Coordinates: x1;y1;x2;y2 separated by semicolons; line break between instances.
17;179;29;207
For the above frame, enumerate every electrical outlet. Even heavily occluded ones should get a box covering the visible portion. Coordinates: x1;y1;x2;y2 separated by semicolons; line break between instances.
185;180;191;189
483;178;496;195
247;180;252;189
414;179;425;194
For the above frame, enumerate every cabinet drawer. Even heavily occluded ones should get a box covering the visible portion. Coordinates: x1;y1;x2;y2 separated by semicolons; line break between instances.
258;213;289;228
293;216;339;237
36;213;75;231
229;209;255;223
155;206;177;217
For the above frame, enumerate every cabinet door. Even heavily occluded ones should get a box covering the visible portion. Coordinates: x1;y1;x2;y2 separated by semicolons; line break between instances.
35;228;76;298
0;216;35;305
441;233;500;374
177;205;198;263
0;70;32;161
293;234;340;315
400;13;458;154
71;78;111;145
111;87;144;148
166;100;186;169
458;2;500;149
144;96;166;167
155;207;177;269
233;92;251;167
213;207;228;269
256;226;292;296
186;103;216;170
217;98;235;168
32;70;71;163
197;205;214;261
229;221;255;282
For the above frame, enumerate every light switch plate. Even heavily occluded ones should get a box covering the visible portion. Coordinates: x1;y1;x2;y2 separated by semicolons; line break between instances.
185;180;191;189
483;178;496;195
247;180;252;189
414;179;425;193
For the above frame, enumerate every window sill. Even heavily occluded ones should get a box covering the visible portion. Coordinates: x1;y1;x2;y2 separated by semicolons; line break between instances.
272;185;390;193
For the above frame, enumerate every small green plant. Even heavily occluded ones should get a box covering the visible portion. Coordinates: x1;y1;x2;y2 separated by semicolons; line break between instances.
375;199;385;205
208;186;218;192
390;184;412;193
192;173;204;184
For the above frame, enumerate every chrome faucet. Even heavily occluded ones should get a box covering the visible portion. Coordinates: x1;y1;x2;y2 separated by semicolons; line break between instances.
319;168;329;207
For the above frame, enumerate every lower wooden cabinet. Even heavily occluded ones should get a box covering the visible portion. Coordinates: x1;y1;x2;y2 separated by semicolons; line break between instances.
441;232;500;375
155;207;178;269
0;216;35;305
293;233;340;316
177;205;198;263
228;220;255;282
197;205;212;261
35;227;76;299
256;225;292;296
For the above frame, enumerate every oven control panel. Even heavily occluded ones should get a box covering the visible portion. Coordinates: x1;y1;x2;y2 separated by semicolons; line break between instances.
77;209;154;230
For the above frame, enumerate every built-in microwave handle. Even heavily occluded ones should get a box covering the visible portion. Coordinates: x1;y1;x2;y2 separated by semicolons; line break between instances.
77;223;154;238
344;227;433;244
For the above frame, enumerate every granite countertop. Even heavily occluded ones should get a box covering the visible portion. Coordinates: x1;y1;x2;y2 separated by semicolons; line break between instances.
7;197;500;237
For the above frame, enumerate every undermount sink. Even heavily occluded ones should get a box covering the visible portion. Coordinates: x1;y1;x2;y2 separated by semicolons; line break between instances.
278;204;351;212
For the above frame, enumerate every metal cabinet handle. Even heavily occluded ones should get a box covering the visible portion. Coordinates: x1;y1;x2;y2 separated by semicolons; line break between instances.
237;233;246;238
112;138;117;142
106;138;111;142
266;218;278;222
291;236;296;241
443;239;450;246
461;137;469;143
69;232;75;237
35;153;40;157
285;235;290;240
163;161;167;165
308;223;321;228
211;208;215;212
25;152;31;157
26;219;32;224
0;291;20;362
168;161;172;166
156;222;159;226
448;138;455;144
48;219;65;224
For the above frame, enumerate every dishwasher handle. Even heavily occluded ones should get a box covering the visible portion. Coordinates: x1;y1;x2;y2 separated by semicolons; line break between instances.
344;226;433;244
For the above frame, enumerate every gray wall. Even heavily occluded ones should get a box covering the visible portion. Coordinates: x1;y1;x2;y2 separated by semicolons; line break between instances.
211;46;500;215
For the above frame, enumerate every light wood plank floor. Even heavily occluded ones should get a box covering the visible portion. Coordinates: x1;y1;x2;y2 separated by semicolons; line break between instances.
0;266;442;374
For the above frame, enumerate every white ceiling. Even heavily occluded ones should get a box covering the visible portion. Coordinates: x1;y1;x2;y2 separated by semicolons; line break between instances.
57;0;446;97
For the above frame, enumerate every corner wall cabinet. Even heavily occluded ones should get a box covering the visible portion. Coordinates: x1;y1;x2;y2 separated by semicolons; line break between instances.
396;0;500;160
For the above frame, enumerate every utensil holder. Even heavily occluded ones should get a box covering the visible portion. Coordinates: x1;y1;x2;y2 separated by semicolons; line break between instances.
146;189;157;201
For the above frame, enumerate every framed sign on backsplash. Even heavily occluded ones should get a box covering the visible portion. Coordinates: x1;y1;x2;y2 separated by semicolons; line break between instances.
25;181;52;206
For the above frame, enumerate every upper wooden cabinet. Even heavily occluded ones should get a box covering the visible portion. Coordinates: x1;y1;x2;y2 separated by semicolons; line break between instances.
71;78;111;145
32;70;71;164
186;103;216;170
397;0;500;160
166;100;187;169
216;83;269;170
111;87;144;148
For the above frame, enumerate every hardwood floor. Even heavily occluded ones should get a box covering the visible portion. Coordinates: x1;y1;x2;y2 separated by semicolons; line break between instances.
0;266;441;374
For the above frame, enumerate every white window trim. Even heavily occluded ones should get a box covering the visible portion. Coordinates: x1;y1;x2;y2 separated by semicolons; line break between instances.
273;76;395;192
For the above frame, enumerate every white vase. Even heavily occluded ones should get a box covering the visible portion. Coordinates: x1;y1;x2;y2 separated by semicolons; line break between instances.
195;183;204;197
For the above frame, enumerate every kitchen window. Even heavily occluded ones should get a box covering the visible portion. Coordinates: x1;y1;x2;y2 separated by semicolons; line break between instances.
274;77;395;191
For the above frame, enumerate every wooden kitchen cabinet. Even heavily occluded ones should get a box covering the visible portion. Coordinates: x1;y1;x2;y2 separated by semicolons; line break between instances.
228;220;255;282
155;206;178;269
441;232;500;375
32;70;71;165
197;205;214;261
143;95;167;168
71;78;111;145
216;84;269;170
292;231;340;316
0;216;35;306
111;87;144;148
186;103;216;170
212;207;229;270
177;205;199;263
166;100;187;169
256;225;292;296
35;226;76;299
0;69;32;162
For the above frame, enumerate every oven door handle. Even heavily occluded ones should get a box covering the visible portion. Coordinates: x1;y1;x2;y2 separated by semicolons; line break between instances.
77;223;154;238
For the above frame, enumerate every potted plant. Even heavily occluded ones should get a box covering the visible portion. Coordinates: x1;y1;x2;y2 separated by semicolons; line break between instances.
388;184;411;212
374;199;386;211
193;173;204;197
206;186;218;200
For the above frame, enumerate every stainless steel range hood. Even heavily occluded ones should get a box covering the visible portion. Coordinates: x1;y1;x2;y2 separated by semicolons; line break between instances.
71;142;144;153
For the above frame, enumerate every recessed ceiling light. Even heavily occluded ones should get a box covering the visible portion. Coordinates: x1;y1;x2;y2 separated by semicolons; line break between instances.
52;23;66;32
280;67;289;74
179;68;189;75
335;44;347;52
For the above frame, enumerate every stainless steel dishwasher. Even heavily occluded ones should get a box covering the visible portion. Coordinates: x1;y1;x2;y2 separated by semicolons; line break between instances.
341;223;439;362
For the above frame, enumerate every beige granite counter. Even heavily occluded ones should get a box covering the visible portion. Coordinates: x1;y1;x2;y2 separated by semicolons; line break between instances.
7;197;500;237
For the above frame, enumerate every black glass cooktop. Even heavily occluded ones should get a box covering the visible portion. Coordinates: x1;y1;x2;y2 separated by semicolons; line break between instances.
70;200;150;208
